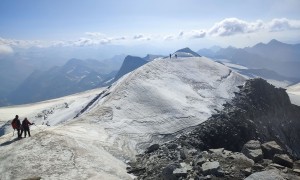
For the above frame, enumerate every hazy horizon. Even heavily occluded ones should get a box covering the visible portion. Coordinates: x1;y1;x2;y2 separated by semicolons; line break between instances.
1;0;300;59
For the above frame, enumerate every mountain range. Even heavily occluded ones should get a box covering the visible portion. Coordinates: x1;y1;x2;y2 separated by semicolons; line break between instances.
0;52;299;179
0;54;125;106
6;59;117;105
198;39;300;79
1;40;299;107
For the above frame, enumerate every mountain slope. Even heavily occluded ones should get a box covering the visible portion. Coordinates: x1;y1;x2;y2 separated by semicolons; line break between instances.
245;39;300;63
113;55;148;81
0;56;245;179
80;56;246;151
7;59;114;105
198;40;300;78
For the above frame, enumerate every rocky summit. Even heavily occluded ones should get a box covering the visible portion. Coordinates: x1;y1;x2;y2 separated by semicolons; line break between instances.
127;78;300;179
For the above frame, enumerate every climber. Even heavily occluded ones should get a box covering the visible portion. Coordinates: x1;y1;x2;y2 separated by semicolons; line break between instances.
11;115;23;138
22;118;34;137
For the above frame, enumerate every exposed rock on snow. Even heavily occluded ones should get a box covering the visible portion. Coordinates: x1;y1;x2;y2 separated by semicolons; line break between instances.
128;79;300;179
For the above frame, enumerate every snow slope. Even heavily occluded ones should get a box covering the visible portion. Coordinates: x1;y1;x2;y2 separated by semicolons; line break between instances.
0;88;103;135
0;56;246;179
85;57;246;151
287;83;300;106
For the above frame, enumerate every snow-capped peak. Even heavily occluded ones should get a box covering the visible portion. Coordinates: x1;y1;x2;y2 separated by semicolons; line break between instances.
174;47;201;57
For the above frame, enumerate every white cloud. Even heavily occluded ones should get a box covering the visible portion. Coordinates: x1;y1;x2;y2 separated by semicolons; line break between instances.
85;32;106;38
179;30;206;39
208;18;300;37
1;18;300;49
164;30;206;41
132;34;151;41
164;35;176;41
0;44;14;55
208;18;265;36
268;18;300;31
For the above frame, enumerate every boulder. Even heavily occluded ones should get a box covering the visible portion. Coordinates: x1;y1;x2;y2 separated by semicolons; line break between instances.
269;163;285;169
161;163;180;180
194;157;206;166
261;141;284;159
180;162;192;171
245;170;285;180
180;147;188;160
241;140;263;162
242;168;252;176
167;143;178;150
202;161;220;175
208;148;224;154
146;144;160;153
229;152;255;166
273;154;293;168
293;169;300;175
294;160;300;169
173;168;188;178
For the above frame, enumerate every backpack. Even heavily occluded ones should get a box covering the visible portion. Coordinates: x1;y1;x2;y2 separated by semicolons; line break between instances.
11;119;17;129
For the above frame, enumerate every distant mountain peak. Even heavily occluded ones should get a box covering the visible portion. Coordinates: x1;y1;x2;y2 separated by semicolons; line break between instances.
114;55;148;81
175;47;201;57
268;39;281;44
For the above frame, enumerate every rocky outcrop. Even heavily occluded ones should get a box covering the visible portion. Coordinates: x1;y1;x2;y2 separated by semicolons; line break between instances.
127;78;300;179
127;139;300;179
174;78;300;158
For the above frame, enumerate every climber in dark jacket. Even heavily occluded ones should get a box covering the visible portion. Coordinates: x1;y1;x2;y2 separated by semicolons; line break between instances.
12;115;23;138
22;118;34;137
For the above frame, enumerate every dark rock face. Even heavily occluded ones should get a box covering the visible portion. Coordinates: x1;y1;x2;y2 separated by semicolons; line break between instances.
127;78;300;179
114;55;148;81
177;78;300;158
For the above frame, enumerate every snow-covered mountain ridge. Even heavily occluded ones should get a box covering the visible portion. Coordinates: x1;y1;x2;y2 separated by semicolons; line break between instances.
83;57;246;150
0;56;246;179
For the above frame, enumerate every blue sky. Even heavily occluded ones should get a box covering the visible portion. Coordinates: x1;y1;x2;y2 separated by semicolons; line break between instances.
0;0;300;56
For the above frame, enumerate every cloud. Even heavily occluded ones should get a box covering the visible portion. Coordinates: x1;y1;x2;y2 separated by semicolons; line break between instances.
179;30;206;39
85;32;106;38
207;18;300;37
0;44;14;55
208;18;265;36
1;18;300;49
133;34;151;41
268;18;300;31
164;30;206;41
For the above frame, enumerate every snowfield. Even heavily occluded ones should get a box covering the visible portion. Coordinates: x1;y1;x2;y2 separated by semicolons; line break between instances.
287;83;300;106
0;57;246;179
0;88;104;135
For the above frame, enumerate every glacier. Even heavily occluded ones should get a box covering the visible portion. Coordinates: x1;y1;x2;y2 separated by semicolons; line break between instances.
0;56;246;179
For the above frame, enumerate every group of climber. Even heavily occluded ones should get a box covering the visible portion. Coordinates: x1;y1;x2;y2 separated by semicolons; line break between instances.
169;54;177;59
11;115;34;138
